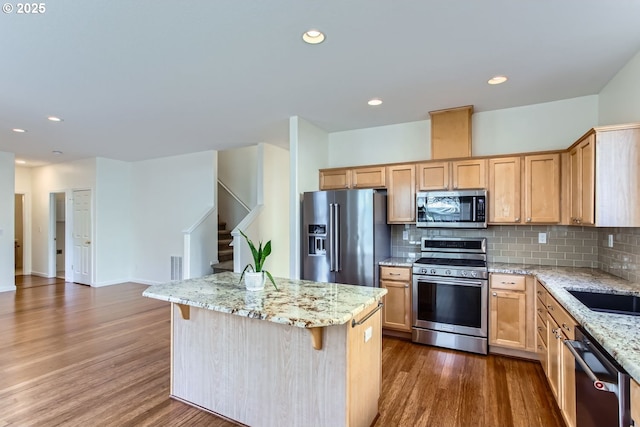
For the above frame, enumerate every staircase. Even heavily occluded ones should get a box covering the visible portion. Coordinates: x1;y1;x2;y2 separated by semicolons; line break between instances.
215;219;234;272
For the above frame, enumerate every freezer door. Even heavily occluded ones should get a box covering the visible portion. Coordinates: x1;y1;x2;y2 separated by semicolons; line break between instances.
301;191;334;283
335;189;375;287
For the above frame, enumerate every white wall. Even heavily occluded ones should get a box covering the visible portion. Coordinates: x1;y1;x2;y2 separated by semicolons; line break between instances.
289;116;329;278
599;50;640;125
30;158;96;278
259;143;290;278
131;151;216;284
327;96;598;168
218;146;258;208
0;151;16;292
15;166;32;275
94;157;133;286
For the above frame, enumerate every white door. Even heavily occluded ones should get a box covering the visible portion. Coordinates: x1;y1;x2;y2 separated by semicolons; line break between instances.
72;190;92;285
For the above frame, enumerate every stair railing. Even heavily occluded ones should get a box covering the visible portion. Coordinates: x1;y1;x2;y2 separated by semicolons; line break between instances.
182;205;217;280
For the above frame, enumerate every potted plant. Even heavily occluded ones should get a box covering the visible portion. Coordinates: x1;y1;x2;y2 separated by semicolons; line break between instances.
238;230;278;291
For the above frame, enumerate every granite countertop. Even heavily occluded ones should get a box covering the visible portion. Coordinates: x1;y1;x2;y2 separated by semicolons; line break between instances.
489;263;640;383
379;257;415;268
142;271;387;329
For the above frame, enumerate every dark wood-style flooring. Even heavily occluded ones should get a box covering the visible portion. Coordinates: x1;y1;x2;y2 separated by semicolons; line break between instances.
0;277;565;426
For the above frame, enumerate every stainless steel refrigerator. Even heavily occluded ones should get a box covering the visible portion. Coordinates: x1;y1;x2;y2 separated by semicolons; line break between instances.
301;189;390;287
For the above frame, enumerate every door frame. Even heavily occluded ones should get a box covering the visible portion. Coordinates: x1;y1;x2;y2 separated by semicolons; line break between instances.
14;193;31;274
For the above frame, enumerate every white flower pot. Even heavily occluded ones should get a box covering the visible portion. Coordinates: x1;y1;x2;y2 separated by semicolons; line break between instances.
244;272;265;291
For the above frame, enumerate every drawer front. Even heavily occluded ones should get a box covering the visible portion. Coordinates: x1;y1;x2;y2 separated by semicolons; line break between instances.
535;280;547;306
380;266;411;282
536;312;547;346
547;295;576;340
491;274;526;291
537;331;548;374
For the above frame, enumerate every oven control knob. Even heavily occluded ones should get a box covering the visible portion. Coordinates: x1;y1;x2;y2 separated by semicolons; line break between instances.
429;269;436;275
460;270;467;277
445;270;451;275
421;269;427;274
470;271;478;278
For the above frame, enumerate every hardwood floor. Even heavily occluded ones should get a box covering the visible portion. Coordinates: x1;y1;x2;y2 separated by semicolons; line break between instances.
0;280;565;427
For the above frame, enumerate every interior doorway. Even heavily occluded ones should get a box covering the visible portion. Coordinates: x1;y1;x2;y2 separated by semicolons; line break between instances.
14;193;24;276
52;193;66;279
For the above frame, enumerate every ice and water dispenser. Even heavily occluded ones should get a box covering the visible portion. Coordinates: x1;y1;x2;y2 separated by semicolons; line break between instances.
307;224;326;256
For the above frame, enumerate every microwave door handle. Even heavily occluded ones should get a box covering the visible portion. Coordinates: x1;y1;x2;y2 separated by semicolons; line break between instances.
472;196;477;221
334;203;341;272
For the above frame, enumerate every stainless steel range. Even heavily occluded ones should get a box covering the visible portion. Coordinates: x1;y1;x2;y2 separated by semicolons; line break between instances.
412;237;488;355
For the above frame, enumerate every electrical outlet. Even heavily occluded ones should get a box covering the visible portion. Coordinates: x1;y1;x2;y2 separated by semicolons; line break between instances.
538;232;547;244
608;234;614;248
402;230;409;240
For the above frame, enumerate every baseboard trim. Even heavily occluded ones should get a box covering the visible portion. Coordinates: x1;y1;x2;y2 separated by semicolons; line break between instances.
131;278;163;286
30;271;49;278
489;345;538;361
0;285;17;293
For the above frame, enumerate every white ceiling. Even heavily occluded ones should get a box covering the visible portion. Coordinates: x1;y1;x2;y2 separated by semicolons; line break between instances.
2;1;640;167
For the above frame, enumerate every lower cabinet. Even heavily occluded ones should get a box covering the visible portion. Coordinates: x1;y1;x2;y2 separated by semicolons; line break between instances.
632;378;640;427
379;266;412;332
539;281;577;427
489;273;536;355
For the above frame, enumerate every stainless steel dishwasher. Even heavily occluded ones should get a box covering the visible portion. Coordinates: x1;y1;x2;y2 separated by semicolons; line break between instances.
565;326;631;427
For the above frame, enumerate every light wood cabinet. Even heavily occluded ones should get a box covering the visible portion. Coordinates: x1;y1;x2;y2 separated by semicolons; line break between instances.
417;158;486;191
488;153;561;225
489;157;521;223
540;283;577;427
386;164;416;223
489;274;536;354
319;168;351;190
632;378;640;427
429;105;473;160
351;166;386;189
416;161;449;191
524;153;561;223
319;166;385;190
569;134;595;225
379;266;412;332
567;124;640;226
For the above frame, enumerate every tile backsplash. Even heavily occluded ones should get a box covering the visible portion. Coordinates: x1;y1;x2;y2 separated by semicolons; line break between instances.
391;226;640;278
598;228;640;283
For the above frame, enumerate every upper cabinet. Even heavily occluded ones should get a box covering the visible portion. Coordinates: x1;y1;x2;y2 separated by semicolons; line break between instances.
488;153;560;225
567;124;640;226
386;164;416;223
417;159;486;191
430;106;473;160
319;166;385;190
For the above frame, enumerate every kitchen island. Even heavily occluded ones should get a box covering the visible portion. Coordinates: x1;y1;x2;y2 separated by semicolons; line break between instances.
142;272;387;427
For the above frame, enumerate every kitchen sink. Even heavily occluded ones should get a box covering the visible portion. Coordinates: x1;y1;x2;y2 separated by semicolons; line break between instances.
568;290;640;316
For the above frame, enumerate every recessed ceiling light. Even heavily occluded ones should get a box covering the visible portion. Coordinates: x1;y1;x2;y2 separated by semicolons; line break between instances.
368;98;383;106
12;128;27;133
302;29;325;44
52;150;63;155
488;75;508;85
48;116;63;122
15;160;26;165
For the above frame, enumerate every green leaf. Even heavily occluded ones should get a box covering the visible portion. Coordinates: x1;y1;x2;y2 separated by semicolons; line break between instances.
238;263;254;283
264;270;278;291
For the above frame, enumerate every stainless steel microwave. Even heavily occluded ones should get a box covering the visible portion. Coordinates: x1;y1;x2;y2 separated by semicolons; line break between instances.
416;189;487;228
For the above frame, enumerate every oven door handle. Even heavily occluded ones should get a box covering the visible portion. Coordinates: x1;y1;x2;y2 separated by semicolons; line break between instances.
414;276;485;287
564;339;617;394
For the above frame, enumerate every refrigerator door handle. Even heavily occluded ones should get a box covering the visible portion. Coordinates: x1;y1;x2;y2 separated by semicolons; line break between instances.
329;203;335;272
335;203;341;272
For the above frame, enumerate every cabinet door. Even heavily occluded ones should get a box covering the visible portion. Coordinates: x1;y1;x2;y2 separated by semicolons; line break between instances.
547;314;562;401
380;279;412;332
632;379;640;427
561;336;576;427
524;153;560;223
489;289;527;349
386;164;416;223
489;157;521;224
451;159;487;190
569;135;595;225
352;166;386;189
319;169;351;190
416;161;449;191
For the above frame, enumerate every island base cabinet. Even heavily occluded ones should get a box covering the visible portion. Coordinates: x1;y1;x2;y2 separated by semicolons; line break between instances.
170;303;381;427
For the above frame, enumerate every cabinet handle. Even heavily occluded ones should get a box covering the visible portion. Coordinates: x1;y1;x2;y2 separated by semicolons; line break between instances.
537;326;543;332
537;308;544;314
389;273;401;276
501;281;516;285
514;217;520;222
404;284;409;288
492;292;497;297
547;305;554;311
526;218;532;222
537;290;542;295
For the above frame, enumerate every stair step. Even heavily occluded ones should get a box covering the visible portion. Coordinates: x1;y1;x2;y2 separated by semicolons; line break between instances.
219;248;233;262
218;238;233;247
218;221;227;231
